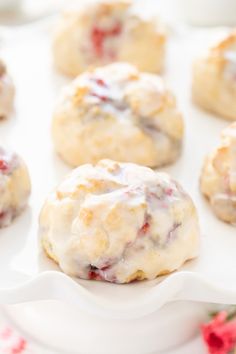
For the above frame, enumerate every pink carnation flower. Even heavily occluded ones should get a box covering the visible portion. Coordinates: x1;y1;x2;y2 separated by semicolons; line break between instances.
201;311;236;354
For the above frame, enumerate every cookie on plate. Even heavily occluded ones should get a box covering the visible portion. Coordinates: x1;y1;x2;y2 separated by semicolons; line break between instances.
193;31;236;121
52;0;166;76
0;59;14;119
200;123;236;224
39;159;200;283
0;147;31;227
52;62;184;167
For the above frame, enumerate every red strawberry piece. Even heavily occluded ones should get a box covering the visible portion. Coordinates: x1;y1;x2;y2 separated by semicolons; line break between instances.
0;158;8;172
90;77;109;101
139;222;150;235
90;92;109;102
91;22;122;57
166;188;173;196
91;27;105;56
0;211;6;219
88;265;103;280
94;78;106;87
88;270;100;280
138;214;151;236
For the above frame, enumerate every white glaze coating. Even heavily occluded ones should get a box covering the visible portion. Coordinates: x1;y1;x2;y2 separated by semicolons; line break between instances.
52;62;183;168
39;159;200;283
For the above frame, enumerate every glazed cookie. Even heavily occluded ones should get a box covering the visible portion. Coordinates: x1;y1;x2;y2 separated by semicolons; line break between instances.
0;147;31;227
0;59;14;119
39;159;200;283
200;123;236;224
52;0;166;76
193;31;236;121
52;62;183;167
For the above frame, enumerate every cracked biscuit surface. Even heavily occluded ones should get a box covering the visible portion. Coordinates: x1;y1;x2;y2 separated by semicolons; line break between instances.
52;0;166;76
39;159;200;283
0;147;31;227
201;123;236;224
0;59;14;119
193;31;236;121
52;62;183;167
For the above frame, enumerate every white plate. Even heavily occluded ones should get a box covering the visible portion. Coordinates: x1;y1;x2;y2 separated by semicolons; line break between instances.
3;300;209;353
0;21;235;321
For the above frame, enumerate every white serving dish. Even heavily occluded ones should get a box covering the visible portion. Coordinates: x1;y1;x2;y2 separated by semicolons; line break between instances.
2;300;208;353
0;15;235;354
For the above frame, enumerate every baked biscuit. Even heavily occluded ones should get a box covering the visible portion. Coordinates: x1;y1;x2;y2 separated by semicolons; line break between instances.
200;123;236;224
0;147;31;227
0;59;14;119
193;31;236;120
39;159;200;283
52;62;183;167
52;0;166;76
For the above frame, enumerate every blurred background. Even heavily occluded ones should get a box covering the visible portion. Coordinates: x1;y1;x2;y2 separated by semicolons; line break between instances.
0;0;236;27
